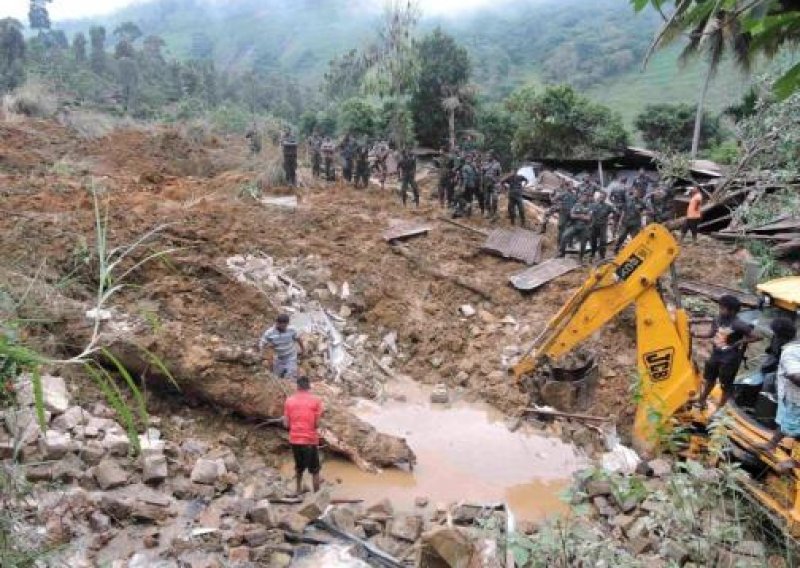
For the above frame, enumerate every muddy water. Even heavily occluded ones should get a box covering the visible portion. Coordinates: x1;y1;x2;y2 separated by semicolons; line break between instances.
290;377;586;522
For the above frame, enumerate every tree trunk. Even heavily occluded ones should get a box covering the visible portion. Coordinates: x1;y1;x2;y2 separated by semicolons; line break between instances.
448;107;456;152
691;60;714;160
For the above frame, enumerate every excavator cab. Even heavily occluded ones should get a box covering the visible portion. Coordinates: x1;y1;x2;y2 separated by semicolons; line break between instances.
511;224;800;534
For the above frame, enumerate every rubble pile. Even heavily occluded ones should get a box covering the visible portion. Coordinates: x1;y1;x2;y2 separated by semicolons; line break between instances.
1;374;502;567
226;253;401;399
566;459;775;567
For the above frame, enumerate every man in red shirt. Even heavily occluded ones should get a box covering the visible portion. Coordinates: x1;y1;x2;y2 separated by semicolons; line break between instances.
283;376;323;494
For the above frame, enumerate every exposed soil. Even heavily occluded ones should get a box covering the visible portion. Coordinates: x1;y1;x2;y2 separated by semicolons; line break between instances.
0;117;747;441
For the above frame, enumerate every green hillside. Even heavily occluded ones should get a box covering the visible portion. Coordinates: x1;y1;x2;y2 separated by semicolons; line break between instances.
587;45;752;129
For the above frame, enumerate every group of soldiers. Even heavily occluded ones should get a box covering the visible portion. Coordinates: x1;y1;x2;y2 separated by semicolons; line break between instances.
548;169;673;263
435;149;526;225
261;127;674;266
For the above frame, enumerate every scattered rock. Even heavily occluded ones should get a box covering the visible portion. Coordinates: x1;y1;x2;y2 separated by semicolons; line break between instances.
278;511;309;533
430;384;449;404
17;374;69;414
248;500;276;528
101;431;130;457
371;535;410;558
330;506;356;532
451;504;482;524
4;407;51;445
647;458;671;478
51;406;88;431
661;539;689;564
89;510;111;532
414;496;429;508
228;546;250;563
540;380;575;410
297;489;331;520
419;527;477;568
358;518;382;537
79;440;106;465
244;527;271;547
143;454;168;484
94;458;129;490
389;514;423;542
191;458;227;485
366;498;394;519
628;535;653;555
40;429;72;460
584;479;613;498
459;305;476;318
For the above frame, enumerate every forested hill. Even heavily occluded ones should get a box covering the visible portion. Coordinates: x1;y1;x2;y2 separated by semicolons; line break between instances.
59;0;662;98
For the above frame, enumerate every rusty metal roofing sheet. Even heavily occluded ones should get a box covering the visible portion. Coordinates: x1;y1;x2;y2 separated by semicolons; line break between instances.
678;280;759;308
509;258;579;291
482;229;544;265
383;221;433;242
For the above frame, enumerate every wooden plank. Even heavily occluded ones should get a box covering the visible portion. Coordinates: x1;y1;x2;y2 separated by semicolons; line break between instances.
750;218;800;234
382;221;433;242
711;232;799;242
509;258;579;291
678;280;759;308
438;217;489;236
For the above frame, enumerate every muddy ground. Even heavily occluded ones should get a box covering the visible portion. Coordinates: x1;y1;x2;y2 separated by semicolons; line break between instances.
0;117;747;441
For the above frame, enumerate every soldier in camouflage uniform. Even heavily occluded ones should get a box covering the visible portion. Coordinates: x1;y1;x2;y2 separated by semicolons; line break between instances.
459;156;479;217
558;192;593;263
614;187;647;253
245;126;262;155
645;186;673;225
281;130;298;187
354;143;370;189
340;134;355;183
321;137;336;181
589;191;614;260
309;133;322;178
504;172;528;227
398;149;419;207
556;185;578;244
483;153;502;219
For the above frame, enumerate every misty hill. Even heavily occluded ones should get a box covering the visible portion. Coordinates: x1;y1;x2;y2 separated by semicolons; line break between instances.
59;0;751;124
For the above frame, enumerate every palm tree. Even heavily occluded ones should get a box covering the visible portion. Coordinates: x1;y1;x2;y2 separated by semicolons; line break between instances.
644;1;753;159
441;84;476;151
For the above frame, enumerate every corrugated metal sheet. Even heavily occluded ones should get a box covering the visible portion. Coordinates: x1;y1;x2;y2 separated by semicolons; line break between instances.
509;258;579;291
383;221;433;242
482;229;543;265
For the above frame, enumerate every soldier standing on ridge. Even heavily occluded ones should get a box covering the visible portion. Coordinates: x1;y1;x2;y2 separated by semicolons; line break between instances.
398;148;419;207
281;129;298;187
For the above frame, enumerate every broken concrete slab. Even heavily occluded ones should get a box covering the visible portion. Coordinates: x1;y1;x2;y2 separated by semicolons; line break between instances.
482;228;544;265
509;258;580;291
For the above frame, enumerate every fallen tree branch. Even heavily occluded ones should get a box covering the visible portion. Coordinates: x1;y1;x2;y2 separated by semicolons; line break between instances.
524;408;612;423
391;245;494;302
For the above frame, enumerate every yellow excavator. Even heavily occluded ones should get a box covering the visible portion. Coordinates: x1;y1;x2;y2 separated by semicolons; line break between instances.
512;224;800;533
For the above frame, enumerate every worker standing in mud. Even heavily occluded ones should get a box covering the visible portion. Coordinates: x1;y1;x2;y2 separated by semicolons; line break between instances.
399;148;419;207
281;130;298;187
681;186;703;244
259;313;305;379
284;376;323;494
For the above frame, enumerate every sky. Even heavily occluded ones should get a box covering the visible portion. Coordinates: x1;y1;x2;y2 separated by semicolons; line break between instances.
1;0;501;23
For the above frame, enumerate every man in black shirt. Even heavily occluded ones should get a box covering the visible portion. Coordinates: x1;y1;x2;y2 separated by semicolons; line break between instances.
695;295;759;408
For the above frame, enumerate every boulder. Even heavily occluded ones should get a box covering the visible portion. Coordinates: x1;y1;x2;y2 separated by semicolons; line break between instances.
191;458;227;485
248;500;276;528
51;406;88;431
4;407;51;445
647;458;672;478
278;511;309;533
143;454;168;484
244;528;271;547
297;489;331;520
40;430;72;460
101;432;130;457
389;514;424;542
418;527;477;568
227;546;250;564
584;479;613;498
330;506;356;532
366;498;394;519
16;374;69;414
89;510;111;532
94;458;129;490
459;305;476;318
540;380;575;410
52;454;84;482
430;384;449;404
79;440;106;465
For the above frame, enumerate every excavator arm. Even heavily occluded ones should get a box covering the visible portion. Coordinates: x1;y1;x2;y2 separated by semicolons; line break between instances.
513;224;701;451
